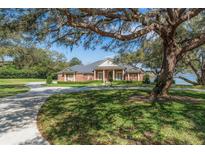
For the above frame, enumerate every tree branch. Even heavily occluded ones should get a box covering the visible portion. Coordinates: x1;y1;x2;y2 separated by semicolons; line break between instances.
175;9;204;26
63;9;159;41
187;60;201;80
79;8;163;24
79;9;129;21
177;76;198;85
182;33;205;52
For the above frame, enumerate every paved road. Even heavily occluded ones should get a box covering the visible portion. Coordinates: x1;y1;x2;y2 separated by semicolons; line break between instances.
0;82;204;145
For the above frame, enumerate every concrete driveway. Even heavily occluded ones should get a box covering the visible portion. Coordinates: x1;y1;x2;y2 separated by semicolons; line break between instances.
0;82;85;145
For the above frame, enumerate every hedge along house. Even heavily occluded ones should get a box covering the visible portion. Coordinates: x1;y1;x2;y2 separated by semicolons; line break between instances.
58;58;144;82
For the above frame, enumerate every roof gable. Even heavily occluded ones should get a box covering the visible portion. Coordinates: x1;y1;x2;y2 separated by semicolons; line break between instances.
98;59;118;67
69;60;104;73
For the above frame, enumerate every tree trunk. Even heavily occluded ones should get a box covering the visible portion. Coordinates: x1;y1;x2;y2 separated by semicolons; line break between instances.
201;63;205;85
151;41;177;98
186;56;205;85
187;60;202;84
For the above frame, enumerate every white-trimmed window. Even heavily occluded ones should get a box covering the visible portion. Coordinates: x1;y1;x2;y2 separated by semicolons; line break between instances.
97;72;103;80
86;74;92;80
116;72;122;80
67;74;74;81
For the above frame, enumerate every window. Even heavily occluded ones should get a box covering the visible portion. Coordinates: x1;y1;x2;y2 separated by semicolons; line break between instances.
116;72;122;80
132;73;138;78
97;72;103;80
86;74;92;80
67;74;74;81
131;73;137;77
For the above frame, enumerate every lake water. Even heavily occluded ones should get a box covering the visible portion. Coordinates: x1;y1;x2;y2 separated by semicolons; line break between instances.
150;73;197;85
174;73;197;85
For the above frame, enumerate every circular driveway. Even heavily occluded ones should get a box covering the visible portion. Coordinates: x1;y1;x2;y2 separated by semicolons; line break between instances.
0;82;83;145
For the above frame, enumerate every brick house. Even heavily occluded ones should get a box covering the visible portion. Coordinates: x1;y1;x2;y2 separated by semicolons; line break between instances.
58;58;144;82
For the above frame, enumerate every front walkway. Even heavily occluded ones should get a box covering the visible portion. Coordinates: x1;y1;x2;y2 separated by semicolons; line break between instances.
0;83;204;145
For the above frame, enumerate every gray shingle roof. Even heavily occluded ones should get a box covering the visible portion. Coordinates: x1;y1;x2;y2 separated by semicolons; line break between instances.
124;65;143;73
59;59;144;74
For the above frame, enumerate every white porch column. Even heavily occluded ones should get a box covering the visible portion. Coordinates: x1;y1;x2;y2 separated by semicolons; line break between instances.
74;72;76;82
128;73;130;81
137;73;139;81
122;70;125;80
113;69;115;80
94;70;96;80
103;70;105;82
64;73;67;81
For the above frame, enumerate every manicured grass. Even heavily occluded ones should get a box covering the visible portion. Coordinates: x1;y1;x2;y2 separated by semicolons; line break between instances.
112;80;143;86
46;80;144;87
0;78;45;85
46;80;205;90
46;82;103;87
0;78;44;98
38;89;205;145
172;84;205;89
0;84;29;98
170;90;205;99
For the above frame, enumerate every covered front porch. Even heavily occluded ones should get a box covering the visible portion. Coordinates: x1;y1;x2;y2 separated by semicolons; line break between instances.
94;69;125;82
62;72;76;81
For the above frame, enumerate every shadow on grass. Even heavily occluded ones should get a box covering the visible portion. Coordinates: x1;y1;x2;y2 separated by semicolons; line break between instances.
38;89;205;145
170;90;205;99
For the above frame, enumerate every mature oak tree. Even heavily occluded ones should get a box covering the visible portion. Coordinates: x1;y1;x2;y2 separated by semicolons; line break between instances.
2;8;205;98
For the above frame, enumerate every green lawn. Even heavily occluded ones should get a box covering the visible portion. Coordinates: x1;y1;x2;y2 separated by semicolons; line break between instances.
0;78;45;98
0;84;29;98
172;84;205;89
45;81;103;87
37;89;205;145
0;78;45;85
46;80;145;87
46;80;205;90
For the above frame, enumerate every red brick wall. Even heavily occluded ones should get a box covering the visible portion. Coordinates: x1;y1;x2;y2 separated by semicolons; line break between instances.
85;74;94;80
75;73;94;81
58;74;64;81
129;73;138;81
124;73;144;81
58;73;94;82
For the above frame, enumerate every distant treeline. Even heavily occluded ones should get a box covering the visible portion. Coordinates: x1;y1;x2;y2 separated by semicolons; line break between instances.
0;46;82;79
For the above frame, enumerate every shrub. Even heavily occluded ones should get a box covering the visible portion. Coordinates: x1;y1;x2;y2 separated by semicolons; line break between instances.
57;80;102;84
112;80;142;86
109;78;113;82
143;74;151;84
46;75;53;84
154;75;159;84
0;65;47;79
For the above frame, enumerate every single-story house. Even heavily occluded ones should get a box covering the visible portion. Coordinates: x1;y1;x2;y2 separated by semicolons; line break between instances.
58;58;144;82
